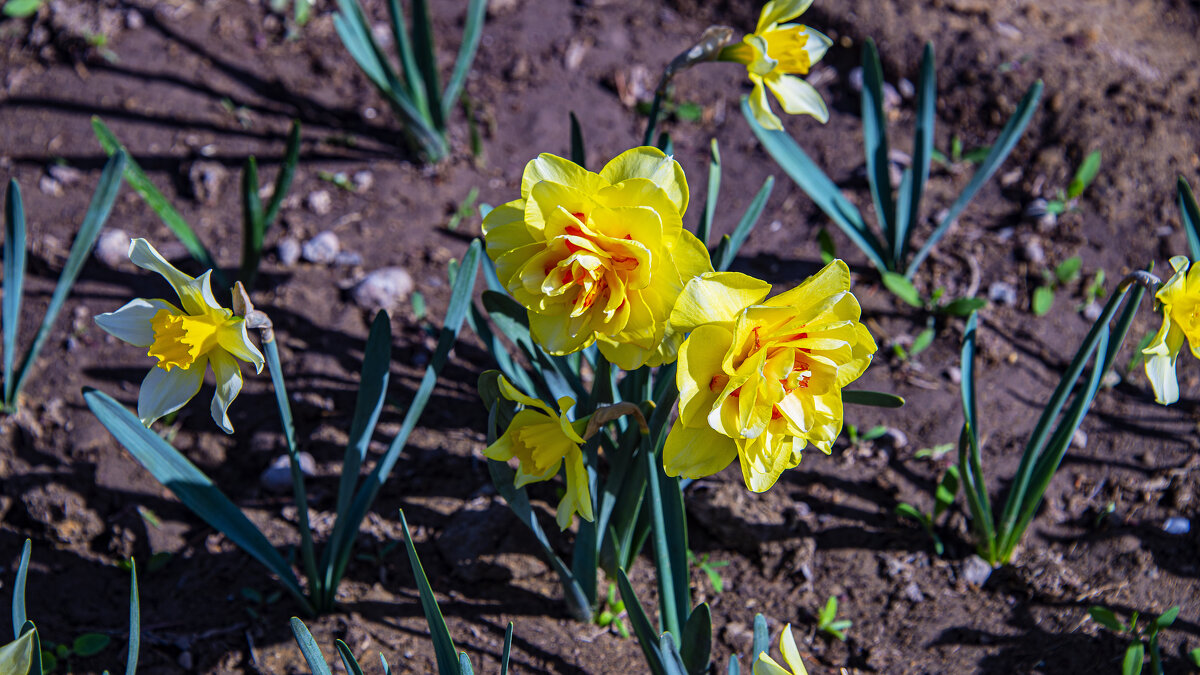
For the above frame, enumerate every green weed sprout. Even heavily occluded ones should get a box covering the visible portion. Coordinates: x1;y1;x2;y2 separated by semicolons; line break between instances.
1045;150;1102;215
269;0;313;27
1032;255;1084;316
687;551;730;594
85;242;482;614
291;510;514;675
91;117;301;292
1089;605;1179;675
1;0;41;18
816;596;852;642
744;40;1042;283
333;0;486;162
895;463;960;555
2;152;125;412
3;540;140;675
956;269;1152;565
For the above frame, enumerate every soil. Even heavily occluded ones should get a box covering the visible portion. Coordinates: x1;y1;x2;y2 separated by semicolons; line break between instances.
1;0;1199;673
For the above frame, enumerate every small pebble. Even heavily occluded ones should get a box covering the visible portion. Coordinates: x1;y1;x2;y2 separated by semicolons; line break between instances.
1021;238;1045;265
1163;516;1190;535
881;428;908;449
903;581;924;603
302;231;340;264
178;652;193;670
47;164;83;185
1082;302;1102;321
352;267;414;312
276;237;301;267
961;555;993;586
988;281;1018;306
897;78;915;98
306;189;332;215
259;453;315;492
1024;198;1049;218
125;8;144;29
1071;428;1087;449
38;175;62;196
946;366;962;384
333;251;363;267
848;67;864;92
94;228;131;269
353;171;374;192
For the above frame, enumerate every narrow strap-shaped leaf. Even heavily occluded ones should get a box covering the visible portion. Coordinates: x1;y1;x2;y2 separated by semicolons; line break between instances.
124;560;139;675
399;510;459;675
957;313;995;558
751;614;769;662
842;389;905;408
659;633;690;675
697;139;721;246
385;0;426;112
441;0;487;121
906;80;1042;278
727;655;740;675
11;539;29;639
499;622;513;675
3;180;26;406
320;241;480;606
569;112;586;169
861;39;896;254
335;640;366;675
896;43;935;272
644;435;681;638
239;156;266;287
337;311;393;516
85;389;312;613
679;603;712;675
289;617;333;675
411;0;443;129
262;120;302;229
334;3;396;95
380;653;392;675
11;151;126;402
571;439;600;608
716;176;773;271
1178;177;1200;260
22;622;42;675
90;118;222;283
742;97;889;273
617;568;669;675
458;652;475;675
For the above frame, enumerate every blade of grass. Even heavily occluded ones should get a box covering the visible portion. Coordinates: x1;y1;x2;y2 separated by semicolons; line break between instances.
336;311;393;516
897;43;935;270
124;560;139;675
239;156;265;287
1178;177;1200;260
399;510;459;674
440;0;487;121
742;97;889;272
262;120;302;230
861;40;896;257
716;176;773;271
91;118;223;283
906;81;1042;278
335;641;365;675
85;388;312;613
644;436;681;638
3;180;27;407
11;151;126;402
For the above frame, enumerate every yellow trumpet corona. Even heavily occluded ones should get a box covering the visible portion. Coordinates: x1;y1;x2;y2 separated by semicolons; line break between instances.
1143;255;1200;404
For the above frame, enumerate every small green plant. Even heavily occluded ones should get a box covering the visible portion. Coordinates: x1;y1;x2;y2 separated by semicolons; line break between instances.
931;135;990;168
687;551;730;594
845;423;888;447
817;595;852;642
1189;646;1200;668
269;0;313;27
892;317;936;362
2;152;125;413
1045;150;1102;214
38;634;111;673
884;273;988;317
2;0;43;18
333;0;486;162
637;95;704;124
896;464;960;555
746;39;1042;280
1032;256;1083;316
1089;605;1179;675
914;443;955;460
240;587;283;621
446;186;480;231
317;170;356;192
594;583;630;639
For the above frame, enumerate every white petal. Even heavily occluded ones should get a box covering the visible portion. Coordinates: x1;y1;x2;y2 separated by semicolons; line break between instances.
217;320;265;373
128;239;223;316
748;77;784;131
137;358;207;427
1145;352;1180;405
209;350;243;434
800;26;832;65
765;73;829;123
95;298;180;347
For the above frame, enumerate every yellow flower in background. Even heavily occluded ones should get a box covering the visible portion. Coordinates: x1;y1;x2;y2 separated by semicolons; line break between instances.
721;0;832;130
753;623;808;675
484;375;593;530
664;261;876;492
1143;255;1200;405
482;147;713;370
95;239;264;433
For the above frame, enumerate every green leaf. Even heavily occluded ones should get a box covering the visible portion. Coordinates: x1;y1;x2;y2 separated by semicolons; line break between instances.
933;464;960;519
727;655;740;675
1188;647;1200;667
1154;606;1179;629
741;97;888;273
125;561;139;675
907;81;1042;278
10;151;126;407
911;327;935;357
895;503;930;526
940;297;987;317
84;389;311;612
262;120;302;240
1177;177;1200;261
882;272;923;308
1088;606;1124;632
895;43;936;269
289;618;333;675
569;112;586;170
1122;642;1144;675
861;39;896;255
616;568;668;675
439;0;487;123
842;390;905;408
239;156;265;288
696;138;721;247
499;623;513;675
458;652;475;675
3;180;26;407
410;0;443;129
335;640;365;675
11;539;29;640
91;118;222;281
716;176;773;271
679;604;712;675
337;311;393;516
1066;150;1101;200
2;0;42;18
1055;256;1083;284
958;313;997;562
816;227;836;264
398;510;459;674
1032;286;1055;316
819;595;837;626
751;614;769;665
71;634;110;657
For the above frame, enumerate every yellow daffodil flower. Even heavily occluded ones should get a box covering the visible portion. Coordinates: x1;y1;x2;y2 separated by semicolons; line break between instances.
484;375;593;530
720;0;832;130
482;147;713;370
753;623;808;675
1143;255;1200;404
95;239;264;433
0;630;35;675
664;260;876;492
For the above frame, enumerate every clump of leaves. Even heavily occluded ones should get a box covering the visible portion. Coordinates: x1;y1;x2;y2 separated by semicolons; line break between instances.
688;551;730;594
1089;605;1178;675
1032;255;1083;316
930;135;991;169
594;583;630;639
817;595;852;642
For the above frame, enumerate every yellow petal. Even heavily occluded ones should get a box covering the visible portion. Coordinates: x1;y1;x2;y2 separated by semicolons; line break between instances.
557;445;594;529
483;201;536;251
677;324;735;428
764;73;829;123
217;319;265;373
779;625;808;675
663;422;737;479
528;309;597;356
747;75;784;131
498;375;553;414
595;177;683;241
766;259;851;312
599;147;689;216
521;153;605;200
668;228;716;283
671;272;771;332
0;630;35;675
756;0;813;33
